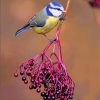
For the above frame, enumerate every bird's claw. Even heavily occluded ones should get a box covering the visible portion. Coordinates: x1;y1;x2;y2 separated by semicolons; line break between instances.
48;38;56;42
59;16;65;21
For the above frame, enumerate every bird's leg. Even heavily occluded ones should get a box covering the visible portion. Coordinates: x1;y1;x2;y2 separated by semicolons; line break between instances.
43;34;56;42
59;15;65;21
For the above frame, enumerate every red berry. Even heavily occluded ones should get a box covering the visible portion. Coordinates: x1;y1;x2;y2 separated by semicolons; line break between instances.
24;80;28;84
36;88;41;93
29;84;34;89
14;72;18;77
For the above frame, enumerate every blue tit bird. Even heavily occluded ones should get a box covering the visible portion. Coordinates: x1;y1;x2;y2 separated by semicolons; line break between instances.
16;1;65;41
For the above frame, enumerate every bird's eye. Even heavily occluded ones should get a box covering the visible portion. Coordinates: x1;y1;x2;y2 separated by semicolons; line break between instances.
57;8;61;11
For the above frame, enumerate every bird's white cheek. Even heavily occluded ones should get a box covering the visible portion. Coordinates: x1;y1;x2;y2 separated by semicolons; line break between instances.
49;8;62;17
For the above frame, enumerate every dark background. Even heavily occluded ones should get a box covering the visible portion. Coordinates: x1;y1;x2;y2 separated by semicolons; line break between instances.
0;0;100;100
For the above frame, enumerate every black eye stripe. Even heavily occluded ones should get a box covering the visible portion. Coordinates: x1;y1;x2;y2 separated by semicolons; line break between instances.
57;8;61;11
49;7;62;11
55;8;62;11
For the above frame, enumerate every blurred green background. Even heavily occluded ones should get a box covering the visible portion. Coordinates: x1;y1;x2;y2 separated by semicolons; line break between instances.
0;0;100;100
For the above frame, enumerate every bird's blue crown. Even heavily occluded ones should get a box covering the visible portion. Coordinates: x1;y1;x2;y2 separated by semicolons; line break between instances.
51;1;62;7
46;1;63;16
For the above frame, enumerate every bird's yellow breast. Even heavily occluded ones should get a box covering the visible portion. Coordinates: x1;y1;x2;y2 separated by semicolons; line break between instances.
33;16;59;34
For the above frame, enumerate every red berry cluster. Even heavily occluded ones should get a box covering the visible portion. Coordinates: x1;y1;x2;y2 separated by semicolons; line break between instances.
89;0;100;7
14;53;74;100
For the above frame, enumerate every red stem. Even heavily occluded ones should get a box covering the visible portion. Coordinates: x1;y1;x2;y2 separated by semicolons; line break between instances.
56;26;62;62
56;25;67;73
42;41;53;54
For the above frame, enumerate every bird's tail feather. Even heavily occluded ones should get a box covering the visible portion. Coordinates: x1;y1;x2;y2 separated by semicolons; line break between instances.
15;23;30;36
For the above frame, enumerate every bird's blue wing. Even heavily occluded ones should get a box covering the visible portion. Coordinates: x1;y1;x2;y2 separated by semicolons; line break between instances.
29;11;47;27
15;23;30;36
35;20;46;27
29;16;46;27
